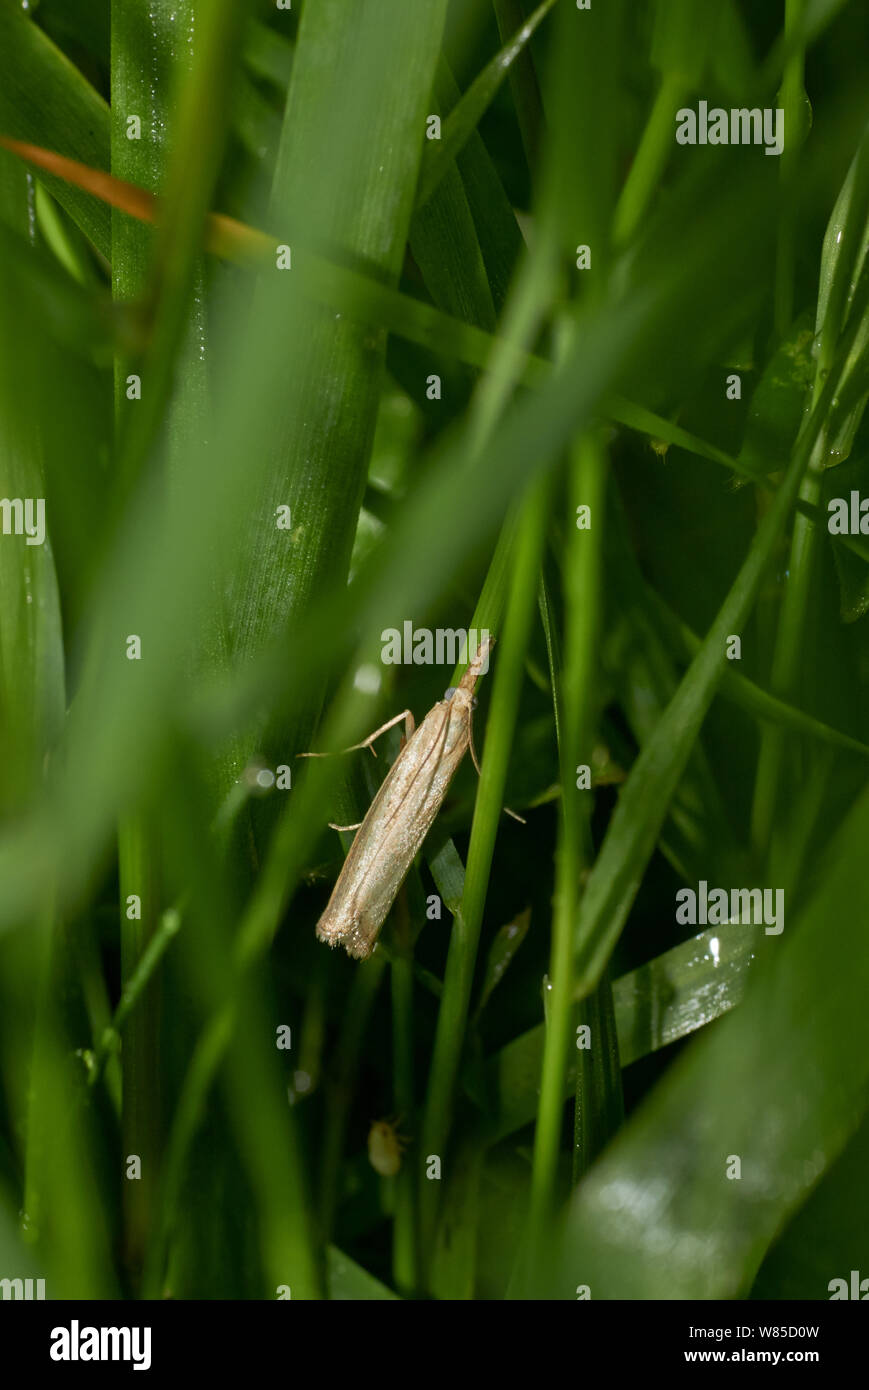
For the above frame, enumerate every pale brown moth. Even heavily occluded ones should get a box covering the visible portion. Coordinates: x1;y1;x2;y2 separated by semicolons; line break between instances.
367;1116;409;1178
310;636;493;960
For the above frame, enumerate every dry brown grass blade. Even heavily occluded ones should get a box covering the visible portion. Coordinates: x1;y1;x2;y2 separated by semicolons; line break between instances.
0;133;270;262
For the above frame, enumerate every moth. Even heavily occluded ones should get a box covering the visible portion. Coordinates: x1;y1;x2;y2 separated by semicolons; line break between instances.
310;636;493;960
367;1116;409;1178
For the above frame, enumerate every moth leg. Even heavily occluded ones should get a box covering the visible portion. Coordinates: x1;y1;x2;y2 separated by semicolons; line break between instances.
298;709;414;761
352;709;415;758
328;820;364;832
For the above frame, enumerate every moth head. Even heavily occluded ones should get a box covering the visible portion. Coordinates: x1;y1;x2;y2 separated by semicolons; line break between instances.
443;685;477;708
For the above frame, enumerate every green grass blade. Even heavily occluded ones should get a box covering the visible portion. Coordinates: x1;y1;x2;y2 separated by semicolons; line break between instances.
327;1246;400;1300
751;128;869;863
648;585;869;757
573;379;836;999
554;781;869;1299
419;472;550;1277
416;0;556;211
527;430;607;1264
481;921;761;1144
0;5;110;256
491;0;545;170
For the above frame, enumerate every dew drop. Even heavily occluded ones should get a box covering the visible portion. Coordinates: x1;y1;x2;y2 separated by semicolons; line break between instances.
24;170;36;245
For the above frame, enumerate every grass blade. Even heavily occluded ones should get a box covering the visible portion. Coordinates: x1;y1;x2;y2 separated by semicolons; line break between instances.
555;781;869;1298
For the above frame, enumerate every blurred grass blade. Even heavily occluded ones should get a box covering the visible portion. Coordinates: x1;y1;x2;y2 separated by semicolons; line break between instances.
648;585;869;757
472;907;531;1022
415;0;556;211
573;373;841;999
0;133;790;489
0;140;788;941
751;127;869;863
0;0;865;1308
815;125;869;374
614;0;709;246
431;59;523;315
0;219;116;359
491;0;545;170
762;0;854;90
244;20;294;90
0;149;108;1297
0;5;110;256
429;1137;486;1300
605;492;745;886
608;394;750;477
327;1246;399;1300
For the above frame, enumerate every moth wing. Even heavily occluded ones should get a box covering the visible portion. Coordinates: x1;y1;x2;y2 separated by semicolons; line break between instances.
315;701;470;958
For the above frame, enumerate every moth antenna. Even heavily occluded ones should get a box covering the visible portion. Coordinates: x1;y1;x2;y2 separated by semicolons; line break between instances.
469;709;482;777
468;710;523;820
